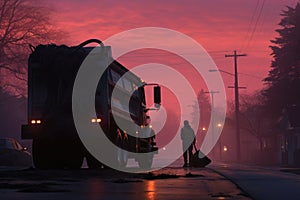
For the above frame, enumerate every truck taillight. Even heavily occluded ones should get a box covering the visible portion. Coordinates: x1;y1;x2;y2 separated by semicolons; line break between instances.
91;118;101;123
31;119;42;124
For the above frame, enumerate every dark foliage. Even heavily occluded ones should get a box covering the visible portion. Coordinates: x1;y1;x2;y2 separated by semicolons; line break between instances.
263;3;300;116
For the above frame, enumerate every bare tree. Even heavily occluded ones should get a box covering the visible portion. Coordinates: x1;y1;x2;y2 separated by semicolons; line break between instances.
0;0;64;97
238;92;273;151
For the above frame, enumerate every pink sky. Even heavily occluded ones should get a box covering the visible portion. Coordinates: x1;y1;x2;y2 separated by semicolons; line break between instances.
45;0;298;100
44;0;297;94
36;0;300;150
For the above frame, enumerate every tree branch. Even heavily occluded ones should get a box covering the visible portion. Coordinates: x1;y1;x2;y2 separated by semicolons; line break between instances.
0;64;25;74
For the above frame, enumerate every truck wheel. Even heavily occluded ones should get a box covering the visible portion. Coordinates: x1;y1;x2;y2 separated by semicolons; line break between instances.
33;139;66;169
64;152;84;169
60;141;84;169
137;154;153;169
32;139;51;169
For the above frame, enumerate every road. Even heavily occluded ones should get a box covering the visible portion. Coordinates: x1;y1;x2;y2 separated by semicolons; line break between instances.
1;162;300;200
0;166;250;200
210;162;300;200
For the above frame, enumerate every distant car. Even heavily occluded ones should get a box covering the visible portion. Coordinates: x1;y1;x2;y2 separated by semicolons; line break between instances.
0;138;32;167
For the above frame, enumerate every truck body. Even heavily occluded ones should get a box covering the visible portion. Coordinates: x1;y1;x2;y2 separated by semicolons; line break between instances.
21;39;160;169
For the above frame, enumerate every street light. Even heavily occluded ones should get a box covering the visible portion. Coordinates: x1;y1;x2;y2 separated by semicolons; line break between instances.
216;123;223;160
223;146;228;152
208;69;234;76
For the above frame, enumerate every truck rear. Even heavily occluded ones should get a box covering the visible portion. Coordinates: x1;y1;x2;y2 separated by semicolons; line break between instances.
21;39;161;169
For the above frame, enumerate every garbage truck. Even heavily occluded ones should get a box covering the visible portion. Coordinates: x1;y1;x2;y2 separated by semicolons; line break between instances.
21;39;161;169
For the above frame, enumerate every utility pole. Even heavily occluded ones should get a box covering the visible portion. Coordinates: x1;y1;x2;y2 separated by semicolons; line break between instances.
225;50;247;162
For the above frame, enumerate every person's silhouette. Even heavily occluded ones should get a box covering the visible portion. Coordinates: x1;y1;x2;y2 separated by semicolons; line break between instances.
181;120;195;167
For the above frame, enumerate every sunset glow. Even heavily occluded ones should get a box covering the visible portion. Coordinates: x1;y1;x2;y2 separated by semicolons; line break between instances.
45;0;298;98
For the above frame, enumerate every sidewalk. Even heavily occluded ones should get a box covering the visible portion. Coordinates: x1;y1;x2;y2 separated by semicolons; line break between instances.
211;162;300;200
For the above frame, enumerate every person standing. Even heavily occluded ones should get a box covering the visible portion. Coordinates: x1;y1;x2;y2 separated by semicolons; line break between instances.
181;120;196;167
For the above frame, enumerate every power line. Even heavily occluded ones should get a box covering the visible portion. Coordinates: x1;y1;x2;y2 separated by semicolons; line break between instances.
243;0;266;51
241;0;261;50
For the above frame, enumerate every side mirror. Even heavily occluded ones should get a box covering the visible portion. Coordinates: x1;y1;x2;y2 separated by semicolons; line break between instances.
154;86;161;105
